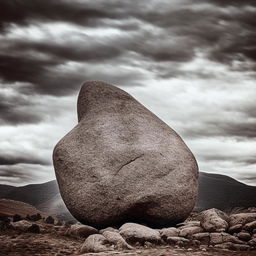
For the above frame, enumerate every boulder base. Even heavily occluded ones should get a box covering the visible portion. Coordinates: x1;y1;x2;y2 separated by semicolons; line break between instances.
53;81;198;228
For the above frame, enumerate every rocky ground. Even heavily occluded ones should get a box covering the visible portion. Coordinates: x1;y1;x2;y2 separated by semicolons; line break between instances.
1;208;256;256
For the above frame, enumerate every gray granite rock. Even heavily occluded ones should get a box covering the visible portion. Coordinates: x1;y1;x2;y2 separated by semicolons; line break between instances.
229;213;256;226
179;226;204;238
160;227;179;240
200;208;229;232
102;230;133;250
236;231;251;241
119;223;161;244
66;223;98;238
53;81;198;228
167;236;190;246
80;234;112;253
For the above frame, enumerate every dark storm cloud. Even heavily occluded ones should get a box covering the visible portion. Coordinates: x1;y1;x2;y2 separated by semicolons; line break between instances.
0;164;50;185
0;91;42;124
1;0;255;97
201;0;256;6
183;119;256;139
0;155;49;166
199;154;256;166
0;0;113;32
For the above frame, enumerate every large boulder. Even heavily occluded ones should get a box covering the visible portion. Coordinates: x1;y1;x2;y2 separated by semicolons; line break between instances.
53;81;198;228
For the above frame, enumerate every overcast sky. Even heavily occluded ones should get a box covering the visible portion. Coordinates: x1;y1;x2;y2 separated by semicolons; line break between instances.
0;0;255;186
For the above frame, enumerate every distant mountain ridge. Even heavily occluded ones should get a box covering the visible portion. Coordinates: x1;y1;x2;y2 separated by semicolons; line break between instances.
0;172;256;220
197;172;256;211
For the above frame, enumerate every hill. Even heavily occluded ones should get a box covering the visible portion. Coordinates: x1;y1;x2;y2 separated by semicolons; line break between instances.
196;172;256;211
0;199;44;218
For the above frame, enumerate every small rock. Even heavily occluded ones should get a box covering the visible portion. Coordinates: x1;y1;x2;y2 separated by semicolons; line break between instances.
192;232;210;244
177;221;201;227
80;234;113;253
167;237;190;246
144;241;153;248
100;227;119;234
160;227;179;240
210;232;244;245
200;208;229;232
229;213;256;226
30;213;42;222
230;243;250;251
102;230;133;250
119;223;161;244
13;214;22;222
214;242;232;250
0;216;10;230
55;220;63;226
67;223;98;238
179;226;203;238
27;224;40;233
228;224;243;234
244;220;256;231
248;238;256;247
11;220;32;231
236;231;251;241
45;216;54;224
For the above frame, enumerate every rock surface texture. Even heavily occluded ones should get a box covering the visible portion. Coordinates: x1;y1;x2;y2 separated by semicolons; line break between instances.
53;81;198;228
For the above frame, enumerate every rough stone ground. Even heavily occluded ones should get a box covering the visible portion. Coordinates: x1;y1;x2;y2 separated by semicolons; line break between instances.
1;230;256;256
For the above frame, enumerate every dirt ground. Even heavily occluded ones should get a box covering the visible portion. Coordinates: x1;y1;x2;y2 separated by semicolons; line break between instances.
1;230;256;256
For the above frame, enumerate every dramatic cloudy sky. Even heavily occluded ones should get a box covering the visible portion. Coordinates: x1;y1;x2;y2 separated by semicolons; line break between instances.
0;0;255;186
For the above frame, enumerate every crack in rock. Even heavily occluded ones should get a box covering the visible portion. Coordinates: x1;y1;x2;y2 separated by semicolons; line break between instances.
115;154;144;175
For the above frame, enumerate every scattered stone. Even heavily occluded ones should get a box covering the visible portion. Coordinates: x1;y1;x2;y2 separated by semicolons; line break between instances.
13;214;22;222
45;216;54;224
228;224;243;234
214;242;232;250
177;221;201;227
100;227;119;234
119;223;161;244
80;234;113;253
230;244;250;251
210;232;244;245
53;81;199;228
25;214;31;220
200;208;229;232
236;231;251;241
55;220;63;226
192;232;210;244
248;238;256;247
27;224;40;233
244;220;256;231
11;220;32;231
144;241;153;248
67;223;98;238
229;213;256;226
160;227;179;240
30;213;42;222
102;230;133;250
179;226;203;238
166;237;190;246
0;216;10;231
